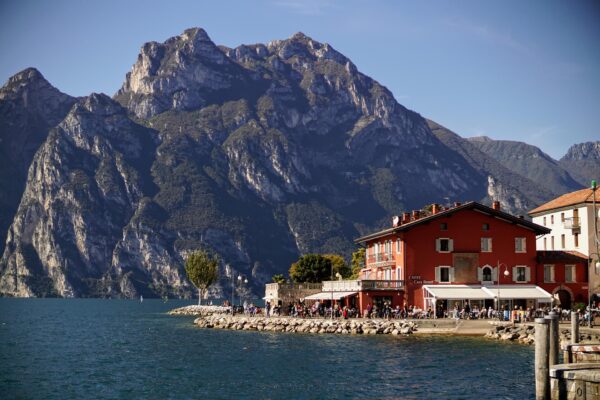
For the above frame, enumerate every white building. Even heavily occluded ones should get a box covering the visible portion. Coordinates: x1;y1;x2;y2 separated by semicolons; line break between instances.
529;187;600;294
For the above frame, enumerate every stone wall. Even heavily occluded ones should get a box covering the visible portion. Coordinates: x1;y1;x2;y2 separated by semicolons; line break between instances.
485;323;600;345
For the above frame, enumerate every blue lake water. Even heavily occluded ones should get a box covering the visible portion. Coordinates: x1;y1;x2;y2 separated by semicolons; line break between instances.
0;299;534;399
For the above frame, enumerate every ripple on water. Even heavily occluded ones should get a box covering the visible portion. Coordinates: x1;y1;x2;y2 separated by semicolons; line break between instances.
0;299;534;399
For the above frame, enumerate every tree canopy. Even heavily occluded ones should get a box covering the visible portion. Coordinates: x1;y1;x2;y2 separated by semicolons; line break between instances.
184;250;219;305
323;254;351;278
271;274;287;284
350;247;365;279
289;254;333;283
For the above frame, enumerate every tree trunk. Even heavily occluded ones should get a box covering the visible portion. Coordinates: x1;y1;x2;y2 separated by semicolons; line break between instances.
198;288;203;305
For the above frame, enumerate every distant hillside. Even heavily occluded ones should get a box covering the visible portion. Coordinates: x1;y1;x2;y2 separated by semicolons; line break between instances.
559;141;600;187
467;136;582;195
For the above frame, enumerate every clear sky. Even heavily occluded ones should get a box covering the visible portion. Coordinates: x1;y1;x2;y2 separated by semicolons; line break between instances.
1;0;598;158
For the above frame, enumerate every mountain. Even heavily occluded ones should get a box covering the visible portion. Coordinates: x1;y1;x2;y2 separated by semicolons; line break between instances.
428;121;555;212
0;68;76;257
467;136;582;195
559;141;600;187
0;28;569;298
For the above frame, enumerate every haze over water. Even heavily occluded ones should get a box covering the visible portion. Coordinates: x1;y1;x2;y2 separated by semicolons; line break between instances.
0;299;534;399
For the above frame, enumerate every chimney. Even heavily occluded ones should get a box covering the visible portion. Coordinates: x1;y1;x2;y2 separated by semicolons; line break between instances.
392;215;401;227
412;210;420;220
492;201;500;211
454;202;462;208
402;212;411;223
432;203;441;214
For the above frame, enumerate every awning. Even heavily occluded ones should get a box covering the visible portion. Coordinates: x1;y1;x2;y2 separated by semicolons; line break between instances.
483;285;552;301
303;291;358;301
423;285;493;300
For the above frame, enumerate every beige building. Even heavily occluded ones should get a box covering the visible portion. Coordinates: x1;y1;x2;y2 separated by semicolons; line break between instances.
529;187;600;294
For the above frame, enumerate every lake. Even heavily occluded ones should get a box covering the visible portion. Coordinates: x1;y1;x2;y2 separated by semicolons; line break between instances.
0;299;534;399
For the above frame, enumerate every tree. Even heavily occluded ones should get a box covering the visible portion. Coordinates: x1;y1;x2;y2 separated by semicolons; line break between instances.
184;250;219;305
271;274;287;284
350;247;366;279
289;254;333;283
323;254;351;278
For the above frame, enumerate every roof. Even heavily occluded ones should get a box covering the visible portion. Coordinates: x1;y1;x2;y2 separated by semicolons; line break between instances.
355;201;550;243
529;188;600;215
537;250;589;263
490;285;552;300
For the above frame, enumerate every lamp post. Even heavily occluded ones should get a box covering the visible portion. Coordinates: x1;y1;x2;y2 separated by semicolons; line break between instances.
590;180;600;326
496;261;510;320
238;276;248;309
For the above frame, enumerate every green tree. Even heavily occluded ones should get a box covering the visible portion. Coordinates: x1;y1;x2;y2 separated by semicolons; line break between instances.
350;247;366;279
323;254;351;278
184;250;219;305
289;254;333;283
271;274;287;284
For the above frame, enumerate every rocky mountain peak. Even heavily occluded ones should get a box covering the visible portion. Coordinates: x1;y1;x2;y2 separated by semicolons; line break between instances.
467;135;493;143
80;92;123;116
0;67;65;103
562;141;600;161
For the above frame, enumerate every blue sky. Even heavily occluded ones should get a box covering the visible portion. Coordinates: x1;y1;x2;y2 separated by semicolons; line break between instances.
1;0;598;158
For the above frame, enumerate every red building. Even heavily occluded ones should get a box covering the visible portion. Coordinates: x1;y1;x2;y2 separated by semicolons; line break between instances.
354;201;589;314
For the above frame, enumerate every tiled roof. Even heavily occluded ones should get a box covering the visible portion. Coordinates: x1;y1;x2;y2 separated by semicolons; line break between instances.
537;250;588;263
529;188;600;215
355;201;550;243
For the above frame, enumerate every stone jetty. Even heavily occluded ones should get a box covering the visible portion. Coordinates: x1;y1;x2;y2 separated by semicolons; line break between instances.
168;305;230;317
193;315;418;335
485;323;600;345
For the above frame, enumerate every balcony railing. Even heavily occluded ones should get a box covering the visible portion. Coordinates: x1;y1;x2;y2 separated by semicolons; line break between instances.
563;217;580;229
322;280;404;292
367;253;394;264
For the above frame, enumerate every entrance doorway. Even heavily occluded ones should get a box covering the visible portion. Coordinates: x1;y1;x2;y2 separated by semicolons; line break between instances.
556;289;572;309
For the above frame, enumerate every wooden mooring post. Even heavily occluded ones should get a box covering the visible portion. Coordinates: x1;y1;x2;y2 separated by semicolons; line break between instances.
535;317;550;400
571;311;579;344
546;311;559;366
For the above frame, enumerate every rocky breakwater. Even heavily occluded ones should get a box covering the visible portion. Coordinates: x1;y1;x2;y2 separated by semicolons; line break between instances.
193;315;418;336
485;324;600;345
168;305;230;317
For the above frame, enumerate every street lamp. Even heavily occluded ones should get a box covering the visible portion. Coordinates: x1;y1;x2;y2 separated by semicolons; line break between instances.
590;180;599;327
496;261;510;320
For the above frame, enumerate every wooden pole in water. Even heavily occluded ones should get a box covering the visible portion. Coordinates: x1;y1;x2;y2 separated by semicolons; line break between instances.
535;318;550;400
546;311;559;366
571;311;579;344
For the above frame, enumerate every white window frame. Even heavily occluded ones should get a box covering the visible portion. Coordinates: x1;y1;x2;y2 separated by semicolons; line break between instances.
513;265;530;283
396;238;401;253
435;238;453;253
478;265;494;283
481;237;492;253
543;264;555;283
565;264;576;283
384;268;392;280
515;237;526;253
435;266;454;283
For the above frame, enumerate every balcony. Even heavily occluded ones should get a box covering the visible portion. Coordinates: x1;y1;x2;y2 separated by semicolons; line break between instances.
322;279;404;292
367;252;395;266
563;217;580;230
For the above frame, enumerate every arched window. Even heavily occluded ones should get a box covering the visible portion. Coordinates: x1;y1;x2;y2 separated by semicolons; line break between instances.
482;266;492;281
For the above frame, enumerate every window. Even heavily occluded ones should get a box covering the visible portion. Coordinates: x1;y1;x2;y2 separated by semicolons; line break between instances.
565;265;576;283
481;238;492;252
364;270;371;280
543;216;547;226
515;237;526;253
396;238;401;253
436;266;453;283
574;233;579;247
544;237;547;250
514;266;529;282
551;236;555;250
440;222;448;231
436;238;453;253
561;234;565;249
561;213;565;222
551;215;554;224
482;223;490;231
482;266;492;281
544;265;555;283
384;268;392;280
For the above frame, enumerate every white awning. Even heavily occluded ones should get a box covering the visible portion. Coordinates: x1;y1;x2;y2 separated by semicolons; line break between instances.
423;285;493;300
303;291;358;301
483;285;552;301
